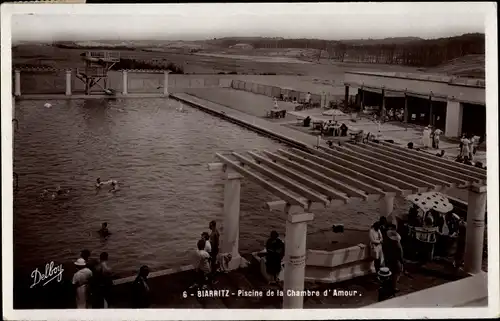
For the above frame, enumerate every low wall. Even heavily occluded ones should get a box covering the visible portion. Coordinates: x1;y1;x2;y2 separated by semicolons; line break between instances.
13;68;233;96
230;78;346;108
19;69;67;94
367;272;487;308
306;244;371;268
253;243;374;285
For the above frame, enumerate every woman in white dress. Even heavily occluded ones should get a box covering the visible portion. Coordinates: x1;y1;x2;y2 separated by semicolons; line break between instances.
369;222;384;273
72;258;93;309
422;127;431;148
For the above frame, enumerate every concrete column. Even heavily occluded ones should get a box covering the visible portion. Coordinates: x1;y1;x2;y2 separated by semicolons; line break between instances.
283;212;314;309
381;88;386;117
380;194;395;217
344;85;349;107
65;70;72;96
163;71;169;96
464;185;487;274
222;169;245;270
381;194;397;228
14;69;21;97
122;71;128;95
360;88;365;111
404;93;409;123
445;99;463;137
428;96;434;126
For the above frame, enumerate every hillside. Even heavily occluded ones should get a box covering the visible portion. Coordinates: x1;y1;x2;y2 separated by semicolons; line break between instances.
328;37;423;45
426;54;485;79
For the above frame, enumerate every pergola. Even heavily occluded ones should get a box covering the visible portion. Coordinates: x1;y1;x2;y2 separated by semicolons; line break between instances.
208;140;487;309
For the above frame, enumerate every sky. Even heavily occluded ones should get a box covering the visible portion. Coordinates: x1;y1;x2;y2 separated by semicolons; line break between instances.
6;2;492;43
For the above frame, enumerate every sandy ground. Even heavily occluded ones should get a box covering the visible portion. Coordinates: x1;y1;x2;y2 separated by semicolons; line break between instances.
194;52;313;64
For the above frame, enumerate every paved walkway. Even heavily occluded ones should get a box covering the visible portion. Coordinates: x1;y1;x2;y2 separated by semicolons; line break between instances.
172;91;486;166
171;92;324;149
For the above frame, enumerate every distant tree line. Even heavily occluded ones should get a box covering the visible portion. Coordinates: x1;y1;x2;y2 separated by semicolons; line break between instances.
213;33;485;67
54;43;136;51
329;33;485;67
111;58;184;74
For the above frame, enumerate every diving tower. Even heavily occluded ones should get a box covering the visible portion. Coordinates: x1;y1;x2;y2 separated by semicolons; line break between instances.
76;51;120;95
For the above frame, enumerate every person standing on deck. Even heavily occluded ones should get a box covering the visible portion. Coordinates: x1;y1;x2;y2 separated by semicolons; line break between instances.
433;128;443;149
422;126;431;148
379;217;388;241
201;232;212;254
369;222;384;273
471;135;478;155
383;225;404;293
194;239;211;288
273;97;279;109
93;252;113;308
132;265;151;308
377;267;395;301
460;135;471;159
305;92;312;107
454;217;467;268
209;220;220;281
72;258;93;309
265;231;285;285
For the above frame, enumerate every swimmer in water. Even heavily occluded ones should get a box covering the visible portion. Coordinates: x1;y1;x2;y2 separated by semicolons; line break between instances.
96;178;103;188
98;222;111;237
40;189;49;198
43;185;69;200
109;180;119;192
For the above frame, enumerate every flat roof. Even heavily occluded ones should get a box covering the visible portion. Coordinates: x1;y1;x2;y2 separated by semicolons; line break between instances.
347;71;485;88
345;71;485;105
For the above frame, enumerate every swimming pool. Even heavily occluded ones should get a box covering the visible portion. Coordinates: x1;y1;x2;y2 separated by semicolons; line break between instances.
13;98;386;279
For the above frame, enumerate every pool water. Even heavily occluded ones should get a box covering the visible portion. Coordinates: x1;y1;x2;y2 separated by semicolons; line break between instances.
13;98;388;279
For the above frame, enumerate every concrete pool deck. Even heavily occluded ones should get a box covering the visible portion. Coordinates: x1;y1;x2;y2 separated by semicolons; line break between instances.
106;257;471;309
175;88;486;165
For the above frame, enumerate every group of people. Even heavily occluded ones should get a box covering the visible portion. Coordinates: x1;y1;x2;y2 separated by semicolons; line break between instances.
96;178;119;193
369;217;404;301
386;108;405;122
321;120;348;137
421;125;443;149
72;249;114;309
455;133;484;168
268;98;287;118
407;206;467;268
40;185;71;200
72;241;155;308
194;220;224;289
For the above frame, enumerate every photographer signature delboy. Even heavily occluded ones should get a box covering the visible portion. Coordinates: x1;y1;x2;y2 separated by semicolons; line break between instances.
30;261;64;288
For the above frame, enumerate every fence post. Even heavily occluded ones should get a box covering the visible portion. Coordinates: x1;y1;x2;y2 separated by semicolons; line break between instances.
65;70;72;96
163;71;169;96
14;69;21;96
122;70;128;95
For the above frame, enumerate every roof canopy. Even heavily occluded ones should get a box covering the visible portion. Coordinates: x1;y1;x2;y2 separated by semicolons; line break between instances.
214;141;486;211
